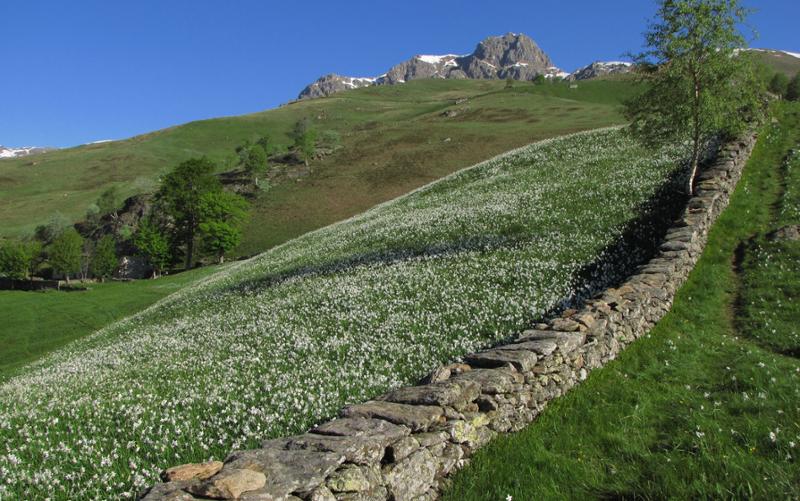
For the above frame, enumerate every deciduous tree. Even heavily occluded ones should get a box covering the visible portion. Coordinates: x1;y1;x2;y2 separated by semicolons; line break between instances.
134;217;170;278
156;158;221;268
50;228;83;283
625;0;763;194
0;239;32;280
787;72;800;101
768;72;790;97
91;235;118;281
198;191;249;263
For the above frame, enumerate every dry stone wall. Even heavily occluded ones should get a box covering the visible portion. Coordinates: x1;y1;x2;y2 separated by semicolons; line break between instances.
141;133;756;501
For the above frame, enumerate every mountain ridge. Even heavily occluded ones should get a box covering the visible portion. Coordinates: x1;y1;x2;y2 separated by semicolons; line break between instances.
0;145;57;159
298;32;631;100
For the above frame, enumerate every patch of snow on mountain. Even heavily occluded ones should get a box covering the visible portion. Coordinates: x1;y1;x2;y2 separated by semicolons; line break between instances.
417;54;459;65
782;50;800;59
0;146;55;158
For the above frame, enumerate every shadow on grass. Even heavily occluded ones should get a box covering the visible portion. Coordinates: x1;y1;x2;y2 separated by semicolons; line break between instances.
218;162;691;333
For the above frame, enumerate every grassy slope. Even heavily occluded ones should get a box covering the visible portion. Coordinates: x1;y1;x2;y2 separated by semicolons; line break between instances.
0;79;634;376
0;265;222;379
751;50;800;78
0;128;689;499
443;102;800;500
0;79;636;254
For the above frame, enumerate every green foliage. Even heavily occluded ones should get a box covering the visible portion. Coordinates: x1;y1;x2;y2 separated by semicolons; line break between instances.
23;240;43;277
90;235;118;280
34;212;71;244
769;72;790;97
0;239;31;280
255;134;276;156
296;129;317;165
505;76;514;89
290;118;317;165
156;157;221;268
787;72;800;101
96;186;120;215
198;191;249;262
532;74;547;85
244;144;268;176
134;218;170;276
49;228;83;281
625;0;764;193
318;130;341;149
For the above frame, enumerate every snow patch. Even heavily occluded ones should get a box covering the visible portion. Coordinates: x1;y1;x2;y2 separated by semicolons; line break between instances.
0;146;54;158
596;61;632;67
416;54;460;65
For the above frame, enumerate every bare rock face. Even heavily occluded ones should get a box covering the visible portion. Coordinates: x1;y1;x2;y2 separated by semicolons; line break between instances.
465;32;553;73
298;74;377;100
297;33;562;99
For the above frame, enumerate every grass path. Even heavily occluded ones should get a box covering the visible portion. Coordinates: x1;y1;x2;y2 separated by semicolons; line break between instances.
443;102;800;500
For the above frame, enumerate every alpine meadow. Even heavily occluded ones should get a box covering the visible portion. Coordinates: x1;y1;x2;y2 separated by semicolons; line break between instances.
1;1;799;500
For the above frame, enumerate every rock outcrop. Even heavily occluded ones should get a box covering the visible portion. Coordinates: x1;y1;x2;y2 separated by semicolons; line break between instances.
141;133;757;501
298;74;378;100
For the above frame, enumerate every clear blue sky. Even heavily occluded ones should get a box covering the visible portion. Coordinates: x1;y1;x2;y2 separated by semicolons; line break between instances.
1;0;797;148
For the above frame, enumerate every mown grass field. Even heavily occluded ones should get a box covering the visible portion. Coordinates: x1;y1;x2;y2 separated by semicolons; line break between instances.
0;265;223;380
0;127;689;499
443;102;800;500
0;79;637;254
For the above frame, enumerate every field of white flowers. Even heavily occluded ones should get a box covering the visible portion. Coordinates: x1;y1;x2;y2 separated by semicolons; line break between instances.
0;128;688;499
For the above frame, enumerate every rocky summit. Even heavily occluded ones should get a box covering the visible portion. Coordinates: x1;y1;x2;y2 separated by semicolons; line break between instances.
299;33;579;100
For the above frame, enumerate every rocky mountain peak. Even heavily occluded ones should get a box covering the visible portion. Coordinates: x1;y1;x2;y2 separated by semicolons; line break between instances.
472;32;554;69
296;32;632;100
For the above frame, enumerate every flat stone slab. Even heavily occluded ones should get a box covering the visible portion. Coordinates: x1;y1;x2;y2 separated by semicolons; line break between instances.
310;417;409;444
517;330;585;353
341;401;443;432
162;460;224;482
450;368;521;394
464;349;537;372
496;339;559;356
380;380;480;407
262;433;385;465
222;448;344;497
187;468;267;499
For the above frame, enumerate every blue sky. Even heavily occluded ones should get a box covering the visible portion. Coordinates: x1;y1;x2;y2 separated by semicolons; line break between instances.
1;0;797;147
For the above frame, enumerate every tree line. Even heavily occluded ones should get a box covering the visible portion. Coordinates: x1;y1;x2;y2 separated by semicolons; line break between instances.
0;118;322;283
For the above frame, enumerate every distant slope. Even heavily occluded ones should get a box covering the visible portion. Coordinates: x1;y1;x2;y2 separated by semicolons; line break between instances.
0;78;638;255
748;48;800;77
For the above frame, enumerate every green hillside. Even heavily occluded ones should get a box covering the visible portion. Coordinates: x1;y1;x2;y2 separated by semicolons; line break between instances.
444;102;800;500
0;127;688;499
750;49;800;77
0;79;636;254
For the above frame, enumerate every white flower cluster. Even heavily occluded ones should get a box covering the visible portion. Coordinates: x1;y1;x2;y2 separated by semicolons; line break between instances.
0;128;686;499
